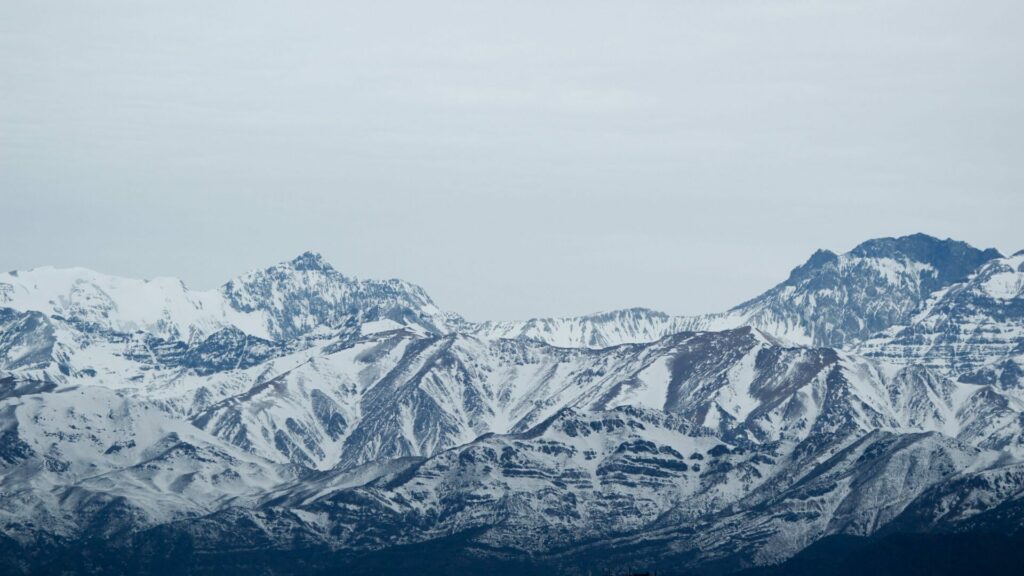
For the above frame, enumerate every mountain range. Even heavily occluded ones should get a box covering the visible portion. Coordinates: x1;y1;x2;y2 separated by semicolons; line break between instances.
2;233;1023;575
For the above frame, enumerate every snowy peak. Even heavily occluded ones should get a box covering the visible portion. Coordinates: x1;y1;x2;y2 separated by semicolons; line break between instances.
847;233;1002;287
783;248;840;283
465;234;1005;350
220;251;458;341
287;250;333;272
715;233;1003;347
758;233;1001;304
1;236;1001;352
0;253;459;345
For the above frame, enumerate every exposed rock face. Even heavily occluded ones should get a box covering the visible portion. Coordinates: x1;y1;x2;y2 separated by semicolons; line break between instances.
1;236;1023;575
859;252;1024;374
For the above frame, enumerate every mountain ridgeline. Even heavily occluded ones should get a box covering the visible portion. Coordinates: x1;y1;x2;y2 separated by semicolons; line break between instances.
1;233;1023;575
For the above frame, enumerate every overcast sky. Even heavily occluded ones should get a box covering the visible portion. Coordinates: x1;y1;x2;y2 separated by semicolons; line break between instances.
2;1;1022;320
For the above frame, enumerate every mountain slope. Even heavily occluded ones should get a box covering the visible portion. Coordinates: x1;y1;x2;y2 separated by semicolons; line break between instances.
0;385;293;541
859;251;1024;374
1;237;1023;575
62;408;1018;576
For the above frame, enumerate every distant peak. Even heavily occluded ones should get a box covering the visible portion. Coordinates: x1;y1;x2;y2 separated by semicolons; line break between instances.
586;307;667;320
850;233;943;257
288;251;332;272
785;249;839;282
807;248;839;265
850;233;1001;261
847;233;1001;282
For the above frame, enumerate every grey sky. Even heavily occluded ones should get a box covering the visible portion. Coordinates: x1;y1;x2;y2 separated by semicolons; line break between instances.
2;1;1022;321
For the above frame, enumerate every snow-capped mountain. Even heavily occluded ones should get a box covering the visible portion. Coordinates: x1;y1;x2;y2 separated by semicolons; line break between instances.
1;234;999;353
467;234;1003;350
693;234;1003;347
2;235;1023;575
220;251;463;341
0;251;458;344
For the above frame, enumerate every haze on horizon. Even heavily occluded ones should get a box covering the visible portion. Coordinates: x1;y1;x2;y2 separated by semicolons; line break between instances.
2;0;1022;321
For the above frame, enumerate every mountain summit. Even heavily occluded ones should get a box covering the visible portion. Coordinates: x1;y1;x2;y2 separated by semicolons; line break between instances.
220;251;459;340
1;234;1022;575
287;250;333;272
469;234;1004;349
0;251;459;343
